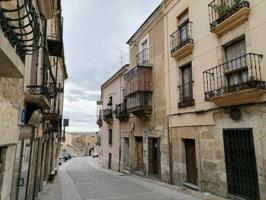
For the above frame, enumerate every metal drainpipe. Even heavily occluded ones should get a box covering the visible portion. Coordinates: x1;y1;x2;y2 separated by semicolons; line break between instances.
165;12;173;185
118;110;121;172
167;115;173;185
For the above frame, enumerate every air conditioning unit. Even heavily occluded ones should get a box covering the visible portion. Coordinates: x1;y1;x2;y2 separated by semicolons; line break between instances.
37;0;54;19
29;111;43;127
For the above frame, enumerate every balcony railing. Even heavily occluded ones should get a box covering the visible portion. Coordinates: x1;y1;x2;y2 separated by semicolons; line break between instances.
115;103;128;120
178;81;195;108
203;53;265;100
103;108;113;122
208;0;249;31
27;85;50;100
0;0;42;61
137;48;149;64
170;22;193;55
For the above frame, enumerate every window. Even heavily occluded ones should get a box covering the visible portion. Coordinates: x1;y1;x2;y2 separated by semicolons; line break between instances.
108;129;112;145
224;39;247;86
178;9;189;44
138;35;149;64
178;63;194;108
108;96;113;106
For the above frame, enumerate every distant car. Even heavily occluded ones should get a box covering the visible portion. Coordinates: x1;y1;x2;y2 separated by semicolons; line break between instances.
92;152;98;158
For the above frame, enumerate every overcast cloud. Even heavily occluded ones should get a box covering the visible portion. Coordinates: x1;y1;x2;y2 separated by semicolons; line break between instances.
62;0;161;132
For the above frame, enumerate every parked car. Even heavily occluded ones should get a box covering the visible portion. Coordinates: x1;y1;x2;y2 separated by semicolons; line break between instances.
61;152;71;161
92;152;99;158
59;156;65;165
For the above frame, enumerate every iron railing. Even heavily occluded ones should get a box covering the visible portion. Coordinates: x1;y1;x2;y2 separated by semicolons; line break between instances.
170;22;193;55
137;48;149;64
178;81;194;108
0;0;42;61
103;108;113;121
43;48;58;98
97;111;103;127
27;85;50;100
208;0;249;30
203;53;265;100
115;102;128;120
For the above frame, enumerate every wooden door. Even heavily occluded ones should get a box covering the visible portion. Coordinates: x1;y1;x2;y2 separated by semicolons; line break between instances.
135;137;143;171
184;139;198;185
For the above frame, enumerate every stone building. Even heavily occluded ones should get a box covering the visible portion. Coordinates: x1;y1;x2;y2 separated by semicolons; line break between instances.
62;132;100;156
0;0;67;199
98;0;266;199
99;4;171;182
163;0;266;199
125;4;170;182
99;65;129;171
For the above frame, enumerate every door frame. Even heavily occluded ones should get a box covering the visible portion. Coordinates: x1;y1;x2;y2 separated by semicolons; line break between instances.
183;139;198;185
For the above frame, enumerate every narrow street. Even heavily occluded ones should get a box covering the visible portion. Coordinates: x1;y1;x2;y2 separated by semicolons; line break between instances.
62;157;199;200
40;157;202;200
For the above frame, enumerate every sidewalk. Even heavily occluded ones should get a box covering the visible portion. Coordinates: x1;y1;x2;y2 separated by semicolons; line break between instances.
38;173;61;200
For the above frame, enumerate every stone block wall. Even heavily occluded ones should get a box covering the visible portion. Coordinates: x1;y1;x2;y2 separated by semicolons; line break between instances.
170;103;266;199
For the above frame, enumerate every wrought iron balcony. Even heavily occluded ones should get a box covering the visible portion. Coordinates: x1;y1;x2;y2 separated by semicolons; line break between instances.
26;85;51;109
115;103;128;121
97;118;103;127
97;110;103;127
137;48;149;64
0;0;42;61
208;0;250;36
203;53;265;105
170;22;193;59
178;81;195;108
103;108;113;123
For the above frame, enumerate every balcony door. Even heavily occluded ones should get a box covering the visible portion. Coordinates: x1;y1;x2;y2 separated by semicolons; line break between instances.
139;36;149;64
225;39;248;87
179;21;189;44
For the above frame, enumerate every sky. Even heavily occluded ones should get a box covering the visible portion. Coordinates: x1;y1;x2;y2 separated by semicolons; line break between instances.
62;0;161;132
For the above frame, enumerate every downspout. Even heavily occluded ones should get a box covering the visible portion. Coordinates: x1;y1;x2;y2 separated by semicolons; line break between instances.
167;115;173;185
165;11;173;185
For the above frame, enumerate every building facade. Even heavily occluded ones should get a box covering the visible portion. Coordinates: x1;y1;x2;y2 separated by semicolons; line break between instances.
99;4;171;182
99;65;128;171
98;0;266;199
0;0;67;199
62;132;100;156
163;0;266;199
125;4;170;182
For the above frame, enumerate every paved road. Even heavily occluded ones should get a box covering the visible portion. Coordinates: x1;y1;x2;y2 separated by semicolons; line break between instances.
59;157;198;200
